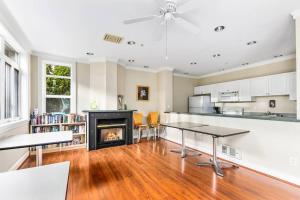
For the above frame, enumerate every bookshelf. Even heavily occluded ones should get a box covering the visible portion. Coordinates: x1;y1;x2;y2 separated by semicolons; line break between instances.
29;113;87;154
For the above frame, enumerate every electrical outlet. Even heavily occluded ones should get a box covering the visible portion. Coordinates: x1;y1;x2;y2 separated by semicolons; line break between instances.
289;156;298;167
222;145;229;155
229;147;236;157
229;147;242;160
235;149;242;160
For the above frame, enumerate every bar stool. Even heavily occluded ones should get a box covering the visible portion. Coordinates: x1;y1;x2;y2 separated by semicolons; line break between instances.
133;113;149;143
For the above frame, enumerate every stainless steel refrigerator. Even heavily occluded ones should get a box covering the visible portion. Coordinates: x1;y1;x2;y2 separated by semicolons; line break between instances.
188;95;215;114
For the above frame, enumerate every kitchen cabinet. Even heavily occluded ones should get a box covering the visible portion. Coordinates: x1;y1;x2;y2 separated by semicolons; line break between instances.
194;85;211;95
194;71;296;101
250;76;268;96
268;73;289;96
238;79;253;101
250;73;290;97
287;72;296;100
218;81;239;93
211;84;219;102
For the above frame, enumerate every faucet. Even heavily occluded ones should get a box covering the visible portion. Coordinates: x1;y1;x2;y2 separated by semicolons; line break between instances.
265;111;272;116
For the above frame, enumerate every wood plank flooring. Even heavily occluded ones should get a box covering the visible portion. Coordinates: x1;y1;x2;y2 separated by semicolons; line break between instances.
20;139;300;200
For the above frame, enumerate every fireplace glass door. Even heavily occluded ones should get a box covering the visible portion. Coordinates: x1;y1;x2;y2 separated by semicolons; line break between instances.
100;128;123;143
96;123;126;148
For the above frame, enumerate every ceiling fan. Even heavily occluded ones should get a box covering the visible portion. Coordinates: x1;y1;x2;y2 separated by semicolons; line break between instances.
123;0;200;35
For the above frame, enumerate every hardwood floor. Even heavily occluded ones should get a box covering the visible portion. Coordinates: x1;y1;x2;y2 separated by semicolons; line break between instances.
20;139;300;200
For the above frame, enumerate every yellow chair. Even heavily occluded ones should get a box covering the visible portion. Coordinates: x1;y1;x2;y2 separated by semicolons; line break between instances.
147;112;160;140
133;113;149;143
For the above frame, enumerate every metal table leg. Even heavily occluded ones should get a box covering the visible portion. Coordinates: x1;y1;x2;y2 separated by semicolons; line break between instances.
170;129;201;158
36;145;43;166
195;136;224;176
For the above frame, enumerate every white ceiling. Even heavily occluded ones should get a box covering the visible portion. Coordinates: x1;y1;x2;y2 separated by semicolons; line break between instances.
2;0;300;75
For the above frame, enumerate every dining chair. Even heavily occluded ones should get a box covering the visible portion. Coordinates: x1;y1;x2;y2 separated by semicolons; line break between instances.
147;112;161;140
133;112;149;143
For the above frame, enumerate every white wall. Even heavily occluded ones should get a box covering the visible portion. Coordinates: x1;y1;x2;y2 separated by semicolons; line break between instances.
123;68;159;116
106;61;117;110
90;62;107;110
77;62;90;113
0;124;29;172
0;1;31;172
173;75;197;112
163;113;300;186
216;96;297;114
158;70;173;114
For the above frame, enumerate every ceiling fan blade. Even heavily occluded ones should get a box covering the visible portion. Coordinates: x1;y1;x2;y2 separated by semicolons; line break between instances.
176;0;199;14
174;17;200;34
176;0;193;6
154;0;166;7
123;15;160;25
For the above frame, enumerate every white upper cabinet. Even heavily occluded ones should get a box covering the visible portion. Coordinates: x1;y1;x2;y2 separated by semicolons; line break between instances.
250;73;290;97
250;76;269;97
218;81;239;93
238;79;253;101
194;85;211;95
194;72;296;101
287;72;296;100
268;73;289;96
211;84;219;102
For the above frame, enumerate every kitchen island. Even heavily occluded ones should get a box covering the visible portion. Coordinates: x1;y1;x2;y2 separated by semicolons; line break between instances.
163;112;300;185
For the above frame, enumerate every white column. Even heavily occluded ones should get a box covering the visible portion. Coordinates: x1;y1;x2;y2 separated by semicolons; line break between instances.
157;68;173;121
292;11;300;119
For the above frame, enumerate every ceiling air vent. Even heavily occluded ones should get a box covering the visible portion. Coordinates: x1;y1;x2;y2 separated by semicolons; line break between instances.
103;33;123;44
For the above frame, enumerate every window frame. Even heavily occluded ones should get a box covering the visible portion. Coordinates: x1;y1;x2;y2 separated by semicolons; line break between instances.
0;38;21;124
41;60;76;114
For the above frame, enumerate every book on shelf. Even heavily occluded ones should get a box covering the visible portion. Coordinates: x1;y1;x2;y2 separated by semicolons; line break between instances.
29;111;86;151
30;112;86;125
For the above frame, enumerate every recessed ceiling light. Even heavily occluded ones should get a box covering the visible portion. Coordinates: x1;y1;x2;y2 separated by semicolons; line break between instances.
86;52;94;56
247;41;257;46
214;26;225;32
274;54;283;58
242;63;249;66
144;66;149;68
127;41;136;45
128;59;135;63
213;54;221;58
190;62;197;65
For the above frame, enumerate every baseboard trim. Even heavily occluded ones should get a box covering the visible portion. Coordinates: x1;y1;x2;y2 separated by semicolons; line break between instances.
160;136;300;188
9;151;29;171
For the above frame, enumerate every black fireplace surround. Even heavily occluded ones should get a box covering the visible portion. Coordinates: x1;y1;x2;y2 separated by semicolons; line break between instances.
83;110;135;150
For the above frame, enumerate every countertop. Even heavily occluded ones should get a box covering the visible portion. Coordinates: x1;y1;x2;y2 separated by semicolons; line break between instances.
82;110;137;113
165;111;300;122
0;162;70;200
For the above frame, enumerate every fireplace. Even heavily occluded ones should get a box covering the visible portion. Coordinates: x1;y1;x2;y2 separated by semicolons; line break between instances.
83;110;135;151
96;120;126;148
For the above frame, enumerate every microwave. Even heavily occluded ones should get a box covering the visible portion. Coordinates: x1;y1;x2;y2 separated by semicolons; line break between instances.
219;91;239;102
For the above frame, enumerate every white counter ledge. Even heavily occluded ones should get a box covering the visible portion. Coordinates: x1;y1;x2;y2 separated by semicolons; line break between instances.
163;112;300;186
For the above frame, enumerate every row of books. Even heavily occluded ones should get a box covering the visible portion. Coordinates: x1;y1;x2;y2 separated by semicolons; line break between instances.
32;126;60;133
62;125;86;134
30;113;86;125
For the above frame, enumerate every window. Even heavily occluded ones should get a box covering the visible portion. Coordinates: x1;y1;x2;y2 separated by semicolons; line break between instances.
0;42;20;122
43;61;73;114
